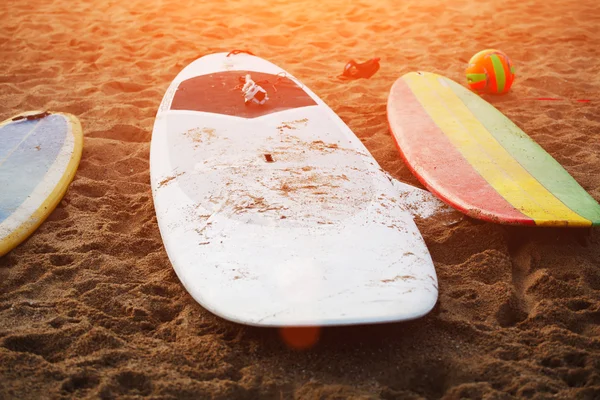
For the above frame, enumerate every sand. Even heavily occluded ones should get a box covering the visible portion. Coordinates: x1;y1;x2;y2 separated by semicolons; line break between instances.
1;0;600;398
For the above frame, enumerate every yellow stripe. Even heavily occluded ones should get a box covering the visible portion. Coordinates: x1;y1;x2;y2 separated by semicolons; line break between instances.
404;73;588;226
0;112;83;256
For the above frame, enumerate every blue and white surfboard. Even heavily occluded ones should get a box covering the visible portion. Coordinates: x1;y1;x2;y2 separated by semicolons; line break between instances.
0;111;83;256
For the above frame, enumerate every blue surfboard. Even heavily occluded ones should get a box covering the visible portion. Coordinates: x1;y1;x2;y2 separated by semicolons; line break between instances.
0;111;83;256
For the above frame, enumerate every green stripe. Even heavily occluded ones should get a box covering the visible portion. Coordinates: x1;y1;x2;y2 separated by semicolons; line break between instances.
489;54;506;93
466;73;487;84
445;75;600;225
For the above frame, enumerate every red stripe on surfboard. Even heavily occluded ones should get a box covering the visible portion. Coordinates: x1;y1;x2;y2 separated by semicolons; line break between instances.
171;71;316;118
387;77;535;226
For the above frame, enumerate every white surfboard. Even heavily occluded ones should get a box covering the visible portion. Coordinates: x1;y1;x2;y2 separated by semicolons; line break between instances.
150;52;438;326
388;175;454;220
0;111;83;256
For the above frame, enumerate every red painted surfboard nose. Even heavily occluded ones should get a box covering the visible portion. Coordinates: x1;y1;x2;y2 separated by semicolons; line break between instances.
170;71;317;119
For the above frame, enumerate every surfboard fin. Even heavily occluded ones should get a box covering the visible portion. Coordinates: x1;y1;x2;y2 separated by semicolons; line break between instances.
340;58;381;80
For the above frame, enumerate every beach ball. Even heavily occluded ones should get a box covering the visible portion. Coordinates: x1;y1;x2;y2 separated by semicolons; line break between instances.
466;49;515;94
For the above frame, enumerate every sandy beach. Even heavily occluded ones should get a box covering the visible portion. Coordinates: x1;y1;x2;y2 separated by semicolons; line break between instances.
1;0;600;398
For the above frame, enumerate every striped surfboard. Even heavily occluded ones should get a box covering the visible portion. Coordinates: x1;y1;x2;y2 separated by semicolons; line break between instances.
0;112;83;256
387;71;600;227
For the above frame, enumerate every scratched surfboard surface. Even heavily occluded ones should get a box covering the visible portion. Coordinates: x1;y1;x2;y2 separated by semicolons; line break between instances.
150;52;438;326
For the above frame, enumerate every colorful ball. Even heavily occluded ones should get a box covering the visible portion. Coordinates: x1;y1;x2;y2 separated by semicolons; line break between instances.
466;49;515;95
